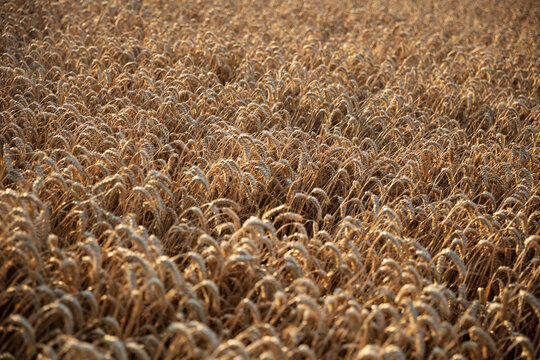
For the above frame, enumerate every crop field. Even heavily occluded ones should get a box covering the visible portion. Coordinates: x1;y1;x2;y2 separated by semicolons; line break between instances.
0;0;539;358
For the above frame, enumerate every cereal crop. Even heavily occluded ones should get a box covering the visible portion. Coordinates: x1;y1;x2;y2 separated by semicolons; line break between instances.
0;0;539;359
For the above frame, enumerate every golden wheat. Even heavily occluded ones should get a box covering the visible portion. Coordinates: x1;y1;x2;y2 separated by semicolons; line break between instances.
0;0;539;359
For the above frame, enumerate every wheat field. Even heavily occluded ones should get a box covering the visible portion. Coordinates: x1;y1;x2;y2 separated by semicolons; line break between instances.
0;0;539;359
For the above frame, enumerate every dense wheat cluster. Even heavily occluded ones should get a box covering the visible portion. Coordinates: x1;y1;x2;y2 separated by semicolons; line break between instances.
1;0;539;358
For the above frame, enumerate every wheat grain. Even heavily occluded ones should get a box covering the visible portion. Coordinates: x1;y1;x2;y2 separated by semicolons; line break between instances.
0;0;538;358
